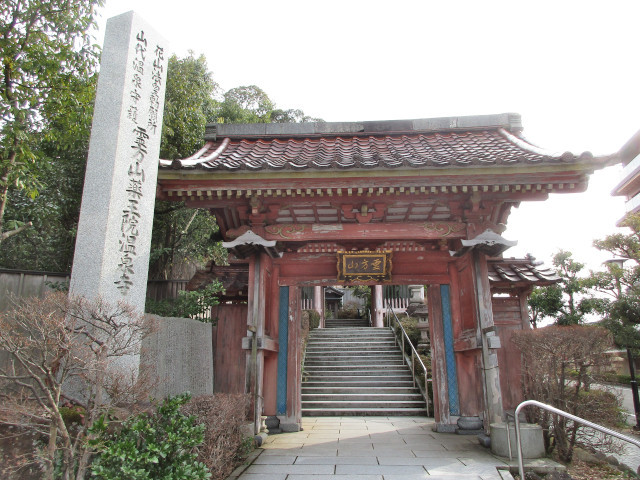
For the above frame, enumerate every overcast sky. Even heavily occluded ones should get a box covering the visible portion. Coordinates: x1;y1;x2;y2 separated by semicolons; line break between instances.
96;0;639;271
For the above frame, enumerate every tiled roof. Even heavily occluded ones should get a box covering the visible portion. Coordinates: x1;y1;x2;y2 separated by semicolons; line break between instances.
161;128;596;172
488;259;560;286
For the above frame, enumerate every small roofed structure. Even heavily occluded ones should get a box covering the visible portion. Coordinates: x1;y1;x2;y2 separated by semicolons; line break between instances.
488;257;561;292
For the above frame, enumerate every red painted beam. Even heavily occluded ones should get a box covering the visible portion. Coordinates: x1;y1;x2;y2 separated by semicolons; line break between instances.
249;221;469;242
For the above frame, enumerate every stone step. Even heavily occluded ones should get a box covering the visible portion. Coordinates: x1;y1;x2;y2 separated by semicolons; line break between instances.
302;386;419;394
301;407;427;416
308;337;396;343
309;337;396;343
306;370;413;378
310;327;389;334
308;339;396;344
304;365;406;372
302;393;424;402
309;340;396;344
305;352;402;358
305;350;401;356
306;346;400;353
325;325;370;329
305;350;400;356
304;359;404;366
302;324;427;417
323;325;371;329
325;319;369;323
303;379;415;388
302;400;426;409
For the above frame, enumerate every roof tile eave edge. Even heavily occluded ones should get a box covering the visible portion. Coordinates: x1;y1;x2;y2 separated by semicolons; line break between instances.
500;129;617;168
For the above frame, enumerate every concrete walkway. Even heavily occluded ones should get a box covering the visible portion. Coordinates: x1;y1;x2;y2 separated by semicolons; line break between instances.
233;417;511;480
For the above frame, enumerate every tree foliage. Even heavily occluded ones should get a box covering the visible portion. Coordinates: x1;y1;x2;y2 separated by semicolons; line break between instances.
588;213;640;351
145;280;224;320
528;284;563;328
0;0;103;243
528;250;598;326
0;74;96;270
149;53;225;279
214;85;322;124
160;53;218;161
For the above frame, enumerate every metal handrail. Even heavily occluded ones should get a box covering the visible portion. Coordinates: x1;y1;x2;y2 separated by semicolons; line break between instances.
514;399;640;479
385;307;431;416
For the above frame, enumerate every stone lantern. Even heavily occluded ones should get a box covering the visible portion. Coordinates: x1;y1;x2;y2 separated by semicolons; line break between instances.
405;285;429;353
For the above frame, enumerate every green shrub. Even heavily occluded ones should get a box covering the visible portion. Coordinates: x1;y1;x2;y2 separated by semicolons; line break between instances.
307;310;321;330
616;374;632;385
336;302;361;319
393;316;421;356
145;281;224;321
89;393;210;479
59;405;84;427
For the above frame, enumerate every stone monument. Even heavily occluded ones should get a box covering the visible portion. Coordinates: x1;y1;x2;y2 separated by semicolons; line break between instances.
70;11;168;315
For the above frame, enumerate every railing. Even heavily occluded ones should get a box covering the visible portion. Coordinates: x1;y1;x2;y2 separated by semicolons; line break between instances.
514;400;640;479
385;307;431;416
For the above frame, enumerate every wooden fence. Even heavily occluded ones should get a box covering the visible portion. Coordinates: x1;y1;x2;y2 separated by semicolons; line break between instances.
0;269;190;312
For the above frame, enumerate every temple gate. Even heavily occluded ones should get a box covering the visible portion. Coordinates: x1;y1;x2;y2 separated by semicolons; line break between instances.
157;113;608;433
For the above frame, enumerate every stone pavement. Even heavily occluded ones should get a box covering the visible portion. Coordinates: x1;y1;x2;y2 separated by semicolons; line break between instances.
232;416;512;480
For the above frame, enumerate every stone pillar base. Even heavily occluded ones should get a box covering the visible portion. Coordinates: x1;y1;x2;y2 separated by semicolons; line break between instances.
277;415;301;432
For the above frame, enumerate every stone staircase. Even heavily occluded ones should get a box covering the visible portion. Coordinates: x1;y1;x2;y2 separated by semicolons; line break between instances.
302;319;427;416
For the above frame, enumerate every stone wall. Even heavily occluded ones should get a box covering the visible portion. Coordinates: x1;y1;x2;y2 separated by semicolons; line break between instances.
142;315;214;398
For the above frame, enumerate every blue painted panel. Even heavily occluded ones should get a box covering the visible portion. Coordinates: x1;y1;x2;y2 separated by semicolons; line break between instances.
276;286;290;415
441;284;460;416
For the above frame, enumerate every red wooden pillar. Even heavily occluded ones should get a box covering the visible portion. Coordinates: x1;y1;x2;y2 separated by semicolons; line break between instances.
373;284;384;327
473;250;504;427
262;264;280;416
428;284;449;428
244;252;274;434
314;285;324;328
451;256;484;418
283;285;301;431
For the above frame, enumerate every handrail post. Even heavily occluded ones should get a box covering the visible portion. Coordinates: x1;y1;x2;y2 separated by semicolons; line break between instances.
411;348;415;388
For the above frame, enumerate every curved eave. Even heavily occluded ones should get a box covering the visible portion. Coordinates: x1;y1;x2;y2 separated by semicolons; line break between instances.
157;160;605;184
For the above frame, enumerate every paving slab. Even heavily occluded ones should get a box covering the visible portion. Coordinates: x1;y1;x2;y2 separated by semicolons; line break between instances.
235;474;287;480
336;464;427;474
377;457;464;467
245;464;335;474
287;476;382;480
383;476;483;480
253;455;297;465
235;416;507;479
295;456;380;465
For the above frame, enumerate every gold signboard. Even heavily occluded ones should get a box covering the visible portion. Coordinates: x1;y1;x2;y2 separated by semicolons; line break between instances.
337;250;392;283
